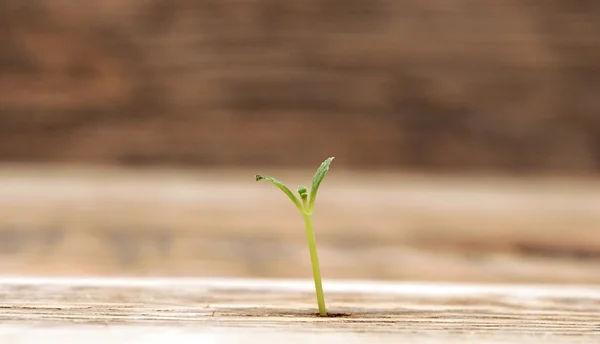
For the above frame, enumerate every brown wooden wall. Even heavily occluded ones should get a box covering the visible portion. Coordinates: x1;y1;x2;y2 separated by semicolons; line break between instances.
1;0;599;173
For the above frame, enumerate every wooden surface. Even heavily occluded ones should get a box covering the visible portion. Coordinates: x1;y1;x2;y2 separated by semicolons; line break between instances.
0;277;599;343
1;165;600;282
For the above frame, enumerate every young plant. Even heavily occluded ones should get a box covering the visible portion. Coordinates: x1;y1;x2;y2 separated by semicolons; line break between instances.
255;156;334;317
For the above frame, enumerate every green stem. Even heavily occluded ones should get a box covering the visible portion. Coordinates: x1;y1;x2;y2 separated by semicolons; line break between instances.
302;212;327;316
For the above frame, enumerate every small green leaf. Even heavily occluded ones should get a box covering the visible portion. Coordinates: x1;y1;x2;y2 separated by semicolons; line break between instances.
256;174;304;212
308;157;335;212
297;185;308;206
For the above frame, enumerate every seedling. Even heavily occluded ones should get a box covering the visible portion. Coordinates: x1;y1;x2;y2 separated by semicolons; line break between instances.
255;157;334;317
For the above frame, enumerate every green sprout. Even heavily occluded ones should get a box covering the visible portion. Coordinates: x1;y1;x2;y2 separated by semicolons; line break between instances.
255;157;334;316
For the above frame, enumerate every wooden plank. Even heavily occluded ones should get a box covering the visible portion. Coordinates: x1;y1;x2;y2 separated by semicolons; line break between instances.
0;165;600;282
0;277;599;343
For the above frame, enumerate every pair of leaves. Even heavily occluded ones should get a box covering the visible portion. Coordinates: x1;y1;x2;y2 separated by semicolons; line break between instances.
255;157;335;214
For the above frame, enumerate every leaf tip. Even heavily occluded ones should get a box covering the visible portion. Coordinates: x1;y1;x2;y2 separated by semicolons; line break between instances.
255;174;265;181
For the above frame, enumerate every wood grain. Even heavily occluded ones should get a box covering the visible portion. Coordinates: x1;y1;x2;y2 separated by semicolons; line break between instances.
0;277;599;343
1;165;600;282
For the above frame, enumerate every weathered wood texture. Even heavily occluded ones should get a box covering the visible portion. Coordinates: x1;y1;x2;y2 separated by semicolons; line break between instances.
1;1;600;172
0;277;599;343
1;165;599;282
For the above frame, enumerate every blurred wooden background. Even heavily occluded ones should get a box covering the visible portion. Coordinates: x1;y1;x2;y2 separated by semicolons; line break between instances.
0;1;600;283
0;165;599;283
0;0;599;173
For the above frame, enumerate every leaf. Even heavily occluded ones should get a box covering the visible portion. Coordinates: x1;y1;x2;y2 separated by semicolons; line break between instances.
256;175;304;212
308;157;335;212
